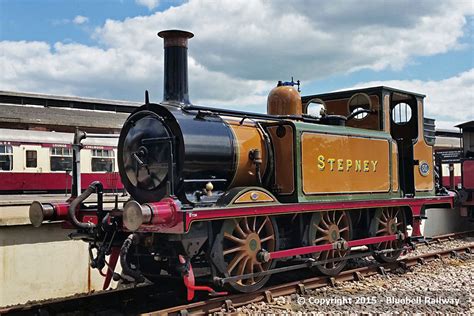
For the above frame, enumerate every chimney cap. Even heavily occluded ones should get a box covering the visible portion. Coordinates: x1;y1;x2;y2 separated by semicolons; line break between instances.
158;29;194;48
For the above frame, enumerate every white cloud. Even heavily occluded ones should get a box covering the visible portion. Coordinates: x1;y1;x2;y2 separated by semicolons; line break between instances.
51;18;71;26
135;0;160;11
52;15;89;26
73;15;89;25
95;0;472;80
1;0;473;118
348;69;474;129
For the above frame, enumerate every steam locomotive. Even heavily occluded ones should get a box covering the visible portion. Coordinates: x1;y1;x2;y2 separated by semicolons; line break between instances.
29;30;453;297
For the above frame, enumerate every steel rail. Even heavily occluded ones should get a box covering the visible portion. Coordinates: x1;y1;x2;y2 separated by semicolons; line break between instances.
418;230;474;244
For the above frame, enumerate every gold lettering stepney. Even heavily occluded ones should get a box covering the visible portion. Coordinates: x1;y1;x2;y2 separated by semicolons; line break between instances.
317;155;378;172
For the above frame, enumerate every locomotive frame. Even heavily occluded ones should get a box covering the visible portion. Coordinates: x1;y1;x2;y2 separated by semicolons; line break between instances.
29;30;454;298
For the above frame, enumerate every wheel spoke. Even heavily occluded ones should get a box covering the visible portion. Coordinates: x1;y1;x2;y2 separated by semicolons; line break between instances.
261;235;274;243
316;225;329;233
321;250;329;261
245;259;255;284
376;228;386;234
337;212;345;226
320;215;330;228
376;217;387;225
325;212;333;225
340;223;350;235
224;232;246;245
227;252;246;274
257;217;269;234
243;217;251;233
233;219;247;238
325;250;333;268
314;235;329;243
332;211;337;223
223;245;246;256
252;217;257;232
328;249;334;259
237;257;249;276
249;261;254;275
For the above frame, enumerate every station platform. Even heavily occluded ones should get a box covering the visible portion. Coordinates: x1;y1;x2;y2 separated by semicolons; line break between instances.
423;207;474;236
0;193;128;307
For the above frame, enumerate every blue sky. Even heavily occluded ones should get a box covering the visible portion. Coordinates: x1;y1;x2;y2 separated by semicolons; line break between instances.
0;0;182;45
0;0;473;128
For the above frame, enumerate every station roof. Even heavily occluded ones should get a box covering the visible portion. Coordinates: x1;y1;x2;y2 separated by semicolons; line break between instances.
0;90;140;132
455;120;474;130
0;90;141;113
435;128;461;137
0;103;129;130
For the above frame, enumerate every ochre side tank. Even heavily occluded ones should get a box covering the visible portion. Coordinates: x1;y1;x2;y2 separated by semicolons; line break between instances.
267;81;302;116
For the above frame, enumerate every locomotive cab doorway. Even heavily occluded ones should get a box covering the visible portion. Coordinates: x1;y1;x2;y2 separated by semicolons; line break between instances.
389;93;418;196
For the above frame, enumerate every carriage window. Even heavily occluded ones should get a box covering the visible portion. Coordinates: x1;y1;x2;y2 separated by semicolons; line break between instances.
91;149;115;172
0;145;13;171
348;93;372;120
50;147;73;171
392;102;412;125
26;150;37;168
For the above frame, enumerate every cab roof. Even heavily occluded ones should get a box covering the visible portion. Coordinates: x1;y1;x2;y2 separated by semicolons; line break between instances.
302;86;426;102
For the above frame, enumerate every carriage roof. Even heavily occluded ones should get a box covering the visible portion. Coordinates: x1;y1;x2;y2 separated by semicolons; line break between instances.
0;128;118;147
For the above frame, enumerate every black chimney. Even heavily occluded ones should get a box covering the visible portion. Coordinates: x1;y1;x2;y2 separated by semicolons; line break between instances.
158;30;194;105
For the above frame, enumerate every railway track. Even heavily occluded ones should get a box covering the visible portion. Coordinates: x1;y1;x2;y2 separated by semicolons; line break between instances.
147;233;474;316
2;231;473;315
415;230;474;244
